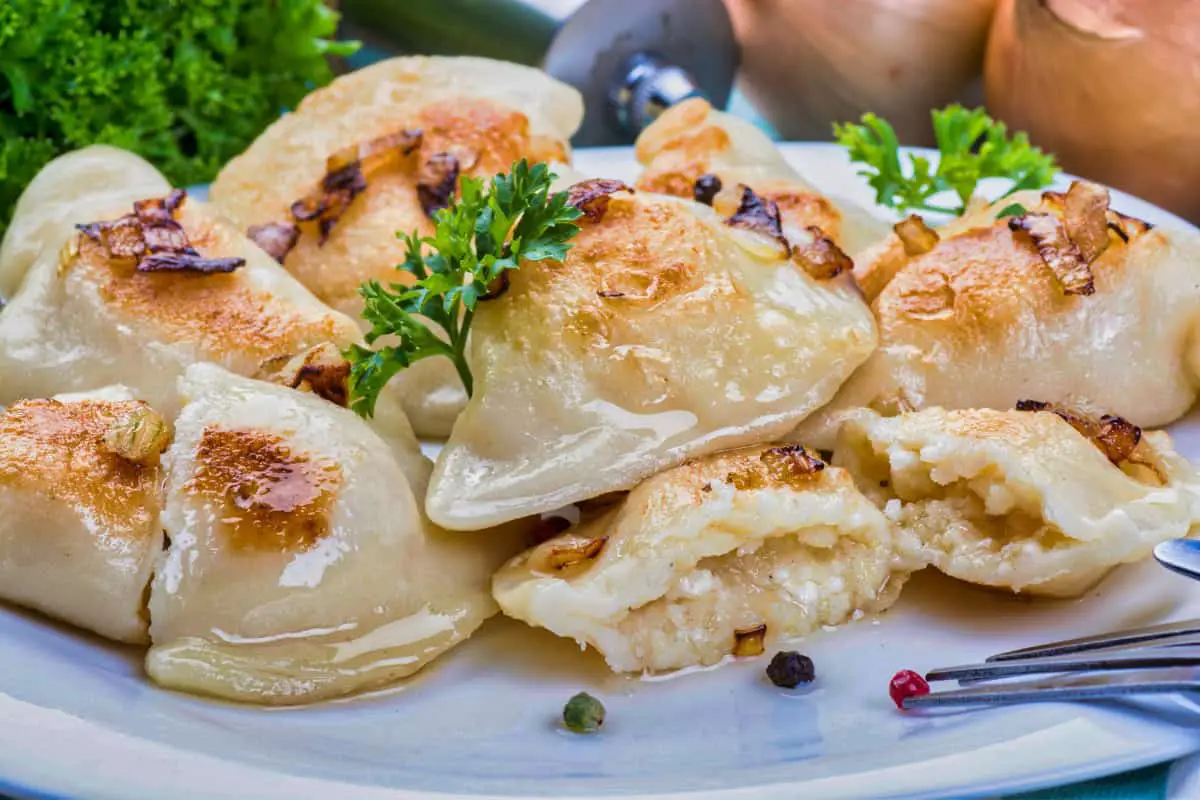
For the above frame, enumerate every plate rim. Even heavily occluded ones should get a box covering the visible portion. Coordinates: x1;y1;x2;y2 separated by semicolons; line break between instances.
2;141;1199;800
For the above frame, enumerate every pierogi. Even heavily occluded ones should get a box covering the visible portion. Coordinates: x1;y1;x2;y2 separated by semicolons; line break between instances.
209;56;584;436
0;387;166;643
494;444;915;672
146;364;523;705
0;145;171;299
793;185;1200;449
0;162;362;415
836;406;1200;597
427;183;877;530
634;97;887;255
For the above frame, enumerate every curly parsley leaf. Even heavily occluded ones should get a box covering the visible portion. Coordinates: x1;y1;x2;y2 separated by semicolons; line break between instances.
346;160;582;417
834;105;1058;216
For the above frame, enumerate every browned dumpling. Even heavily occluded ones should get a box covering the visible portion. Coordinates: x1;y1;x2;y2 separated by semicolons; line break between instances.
494;445;915;672
0;388;166;643
0;145;170;299
209;56;584;436
427;180;877;530
634;97;887;255
793;185;1200;449
0;153;363;415
836;406;1200;597
146;364;524;705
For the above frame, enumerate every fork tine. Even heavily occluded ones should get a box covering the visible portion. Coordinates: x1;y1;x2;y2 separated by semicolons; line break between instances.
987;619;1200;662
904;667;1200;709
928;645;1200;684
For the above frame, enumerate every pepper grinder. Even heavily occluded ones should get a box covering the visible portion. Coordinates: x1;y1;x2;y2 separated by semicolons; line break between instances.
338;0;740;146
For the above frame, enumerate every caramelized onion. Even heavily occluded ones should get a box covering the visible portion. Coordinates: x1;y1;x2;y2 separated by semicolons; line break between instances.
567;179;634;224
894;214;940;257
1016;400;1142;464
790;226;852;280
733;624;768;657
1008;213;1093;295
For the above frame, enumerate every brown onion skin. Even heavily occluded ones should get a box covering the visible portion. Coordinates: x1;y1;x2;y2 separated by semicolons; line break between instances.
986;0;1200;223
726;0;997;145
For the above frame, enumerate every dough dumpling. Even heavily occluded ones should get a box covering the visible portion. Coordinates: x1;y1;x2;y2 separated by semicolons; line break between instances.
0;388;166;643
147;364;522;705
835;406;1200;597
0;145;170;299
794;186;1200;449
494;445;913;673
209;56;584;436
634;97;887;255
427;183;877;530
0;159;362;415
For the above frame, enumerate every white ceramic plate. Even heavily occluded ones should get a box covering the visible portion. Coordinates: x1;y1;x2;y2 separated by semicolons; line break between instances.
4;144;1200;800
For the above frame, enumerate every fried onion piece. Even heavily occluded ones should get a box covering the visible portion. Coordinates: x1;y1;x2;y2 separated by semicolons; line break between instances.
732;624;767;657
76;190;247;275
566;179;634;224
789;226;852;280
247;222;301;264
1015;400;1142;465
529;532;608;574
1009;213;1094;296
417;152;460;219
289;129;423;241
1063;181;1112;264
894;214;940;257
136;254;246;274
1107;208;1154;242
256;343;351;407
724;185;789;255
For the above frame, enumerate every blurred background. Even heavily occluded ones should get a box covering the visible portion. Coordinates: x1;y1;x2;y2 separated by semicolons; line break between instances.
2;0;1196;223
334;0;1199;222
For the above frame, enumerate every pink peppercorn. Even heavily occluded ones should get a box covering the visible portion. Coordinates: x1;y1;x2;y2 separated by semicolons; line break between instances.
889;669;930;709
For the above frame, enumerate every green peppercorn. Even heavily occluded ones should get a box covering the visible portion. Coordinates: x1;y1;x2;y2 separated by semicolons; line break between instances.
562;691;605;734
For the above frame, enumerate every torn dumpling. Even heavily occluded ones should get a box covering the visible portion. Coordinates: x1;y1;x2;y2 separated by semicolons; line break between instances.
427;186;877;530
209;56;584;436
0;162;363;415
634;97;887;255
146;364;523;705
493;445;915;673
835;407;1200;598
792;185;1200;450
0;145;171;299
0;387;166;643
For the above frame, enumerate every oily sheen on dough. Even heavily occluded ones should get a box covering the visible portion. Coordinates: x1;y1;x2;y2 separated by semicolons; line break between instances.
209;56;585;437
792;190;1200;450
146;364;524;705
426;186;877;530
0;151;363;415
494;445;915;673
0;387;164;643
634;97;888;256
835;407;1200;597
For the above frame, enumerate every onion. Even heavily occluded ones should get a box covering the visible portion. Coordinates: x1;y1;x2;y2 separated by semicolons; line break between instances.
986;0;1200;222
725;0;998;145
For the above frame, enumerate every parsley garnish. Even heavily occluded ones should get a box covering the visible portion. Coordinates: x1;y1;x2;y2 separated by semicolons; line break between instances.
834;105;1058;216
345;160;582;417
995;202;1028;219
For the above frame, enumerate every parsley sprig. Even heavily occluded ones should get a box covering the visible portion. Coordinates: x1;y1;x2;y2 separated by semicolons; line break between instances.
834;105;1058;216
346;160;582;417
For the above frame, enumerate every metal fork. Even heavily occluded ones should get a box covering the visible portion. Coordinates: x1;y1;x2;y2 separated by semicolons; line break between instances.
903;539;1200;709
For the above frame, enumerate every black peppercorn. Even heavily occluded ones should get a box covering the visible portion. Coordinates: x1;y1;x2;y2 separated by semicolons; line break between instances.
693;173;722;206
766;651;815;688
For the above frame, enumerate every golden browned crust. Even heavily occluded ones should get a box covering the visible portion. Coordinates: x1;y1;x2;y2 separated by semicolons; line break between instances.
68;207;353;364
0;399;162;535
537;194;713;311
186;427;341;554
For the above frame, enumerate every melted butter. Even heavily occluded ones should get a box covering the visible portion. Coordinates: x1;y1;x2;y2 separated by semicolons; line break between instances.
211;620;359;645
330;606;464;664
579;399;697;441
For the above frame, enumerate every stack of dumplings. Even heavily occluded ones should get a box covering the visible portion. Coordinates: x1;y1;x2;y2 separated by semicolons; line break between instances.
1;54;1199;703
